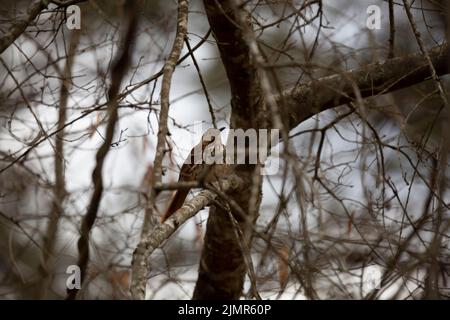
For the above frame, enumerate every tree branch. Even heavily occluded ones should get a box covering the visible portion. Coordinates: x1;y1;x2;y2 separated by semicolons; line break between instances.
39;29;80;299
130;0;190;300
0;0;85;54
196;0;448;300
130;176;242;297
65;1;139;300
0;29;211;176
283;44;449;130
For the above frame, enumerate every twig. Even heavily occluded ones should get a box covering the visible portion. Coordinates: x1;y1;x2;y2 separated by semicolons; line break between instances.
184;36;217;128
0;29;211;176
402;0;449;108
1;42;447;176
225;209;262;300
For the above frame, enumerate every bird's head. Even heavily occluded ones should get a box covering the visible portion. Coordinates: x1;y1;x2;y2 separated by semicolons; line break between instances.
201;127;225;149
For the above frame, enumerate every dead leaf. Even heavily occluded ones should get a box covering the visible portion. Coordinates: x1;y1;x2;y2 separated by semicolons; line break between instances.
277;245;290;289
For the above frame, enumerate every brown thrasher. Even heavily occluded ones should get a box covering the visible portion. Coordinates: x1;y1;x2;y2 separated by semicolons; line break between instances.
161;127;228;222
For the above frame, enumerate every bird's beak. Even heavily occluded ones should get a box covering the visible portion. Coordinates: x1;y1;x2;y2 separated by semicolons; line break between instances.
219;127;226;132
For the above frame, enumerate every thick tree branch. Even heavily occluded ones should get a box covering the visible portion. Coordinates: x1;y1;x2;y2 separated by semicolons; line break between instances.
0;0;85;54
130;176;242;296
202;0;263;129
0;0;48;54
284;44;448;130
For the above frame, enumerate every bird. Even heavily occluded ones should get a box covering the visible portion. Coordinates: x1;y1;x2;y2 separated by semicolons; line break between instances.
160;127;227;222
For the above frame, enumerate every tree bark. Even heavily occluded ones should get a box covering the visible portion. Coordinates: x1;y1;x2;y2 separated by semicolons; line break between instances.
283;44;448;130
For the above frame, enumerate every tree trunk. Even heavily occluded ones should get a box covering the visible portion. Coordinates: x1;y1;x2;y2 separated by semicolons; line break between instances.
193;0;264;299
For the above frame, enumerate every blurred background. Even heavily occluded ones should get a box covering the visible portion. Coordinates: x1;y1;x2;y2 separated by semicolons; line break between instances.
0;0;449;299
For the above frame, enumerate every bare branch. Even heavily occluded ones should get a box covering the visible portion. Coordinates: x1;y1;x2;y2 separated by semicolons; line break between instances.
284;44;449;130
39;29;80;299
65;1;139;300
130;0;190;300
0;0;85;54
131;176;242;298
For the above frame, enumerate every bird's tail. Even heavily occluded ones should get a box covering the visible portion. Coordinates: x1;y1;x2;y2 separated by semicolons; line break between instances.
161;189;189;222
